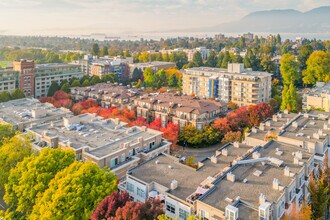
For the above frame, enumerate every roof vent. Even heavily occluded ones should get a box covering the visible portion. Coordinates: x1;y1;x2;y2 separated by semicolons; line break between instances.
168;165;172;169
253;170;263;177
227;172;235;182
211;156;218;164
170;180;178;190
233;142;240;148
243;178;248;183
252;152;261;159
259;193;267;204
155;160;160;164
222;148;228;156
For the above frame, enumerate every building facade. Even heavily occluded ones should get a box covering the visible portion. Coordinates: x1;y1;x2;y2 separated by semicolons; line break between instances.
182;63;272;106
13;59;35;97
0;68;18;93
303;82;330;112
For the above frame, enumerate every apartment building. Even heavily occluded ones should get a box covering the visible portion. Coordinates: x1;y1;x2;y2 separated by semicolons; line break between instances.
245;110;330;165
134;93;226;129
90;60;130;80
70;83;143;108
27;113;171;179
182;63;272;106
183;47;210;62
34;63;83;98
128;61;176;76
0;98;72;131
120;139;314;220
303;81;330;112
13;59;35;97
0;68;18;93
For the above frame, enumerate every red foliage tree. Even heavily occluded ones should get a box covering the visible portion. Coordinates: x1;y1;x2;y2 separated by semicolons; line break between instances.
71;103;84;115
222;131;242;143
227;106;249;131
160;122;180;146
53;90;70;101
114;199;163;220
91;191;130;220
213;118;230;134
149;118;162;130
130;117;148;127
248;103;273;127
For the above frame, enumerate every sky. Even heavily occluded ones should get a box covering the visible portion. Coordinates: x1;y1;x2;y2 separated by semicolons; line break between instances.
0;0;330;36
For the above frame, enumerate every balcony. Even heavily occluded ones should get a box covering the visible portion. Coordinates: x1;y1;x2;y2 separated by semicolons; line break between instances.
140;140;171;155
118;180;126;191
111;156;140;173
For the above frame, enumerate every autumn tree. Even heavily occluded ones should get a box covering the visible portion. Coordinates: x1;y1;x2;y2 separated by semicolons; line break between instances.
130;117;148;127
149;118;162;130
280;53;300;86
303;51;330;85
160;122;180;147
30;161;117;220
213;118;231;134
0;124;16;145
0;135;31;196
3;148;76;219
222;131;242;144
91;191;129;220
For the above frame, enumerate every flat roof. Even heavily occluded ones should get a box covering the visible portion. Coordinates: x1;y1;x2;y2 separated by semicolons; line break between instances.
201;141;312;211
184;67;272;78
0;98;71;126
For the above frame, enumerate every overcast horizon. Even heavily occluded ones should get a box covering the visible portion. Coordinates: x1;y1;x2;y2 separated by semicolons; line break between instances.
1;0;330;36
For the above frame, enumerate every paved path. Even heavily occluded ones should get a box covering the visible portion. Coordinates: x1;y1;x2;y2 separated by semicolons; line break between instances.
172;144;222;162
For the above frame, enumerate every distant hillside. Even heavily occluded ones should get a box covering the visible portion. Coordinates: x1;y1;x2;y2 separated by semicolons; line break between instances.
205;6;330;33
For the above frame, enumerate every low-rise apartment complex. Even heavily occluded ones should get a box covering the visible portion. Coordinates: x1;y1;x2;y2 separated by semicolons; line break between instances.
182;63;272;106
27;113;171;178
121;140;314;220
134;93;226;129
303;81;330;112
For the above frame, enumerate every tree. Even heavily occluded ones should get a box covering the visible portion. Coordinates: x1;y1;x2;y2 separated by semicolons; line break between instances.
70;79;81;87
3;148;76;218
281;83;298;112
298;44;313;71
100;46;109;57
0;135;31;196
0;124;16;145
280;53;300;86
149;118;162;130
82;79;91;87
228;101;238;110
179;125;203;146
11;89;25;100
0;91;12;102
248;103;273;127
90;75;101;85
143;67;155;88
114;199;163;220
160;122;180;147
60;82;70;93
260;55;276;73
102;74;115;83
91;191;129;220
243;49;259;70
303;51;330;85
30;161;117;220
222;131;242;144
206;50;217;67
202;126;221;145
213;118;231;134
192;51;203;67
217;52;224;68
47;81;60;97
91;43;100;56
168;73;178;87
131;68;143;82
130;117;148;127
221;51;231;68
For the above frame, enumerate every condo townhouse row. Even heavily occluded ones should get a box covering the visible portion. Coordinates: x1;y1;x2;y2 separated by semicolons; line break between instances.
70;83;227;130
0;98;171;179
119;110;330;220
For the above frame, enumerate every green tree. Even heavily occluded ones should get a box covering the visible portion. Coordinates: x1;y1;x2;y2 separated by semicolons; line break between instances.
30;161;117;220
0;91;12;102
260;55;276;73
91;43;100;56
82;79;91;87
60;82;70;93
168;74;178;87
238;36;246;49
0;135;31;196
71;79;81;87
101;74;114;83
281;83;298;112
90;75;101;85
280;53;300;86
155;69;166;89
206;50;217;67
192;51;203;67
0;124;16;145
303;51;330;86
221;51;231;68
243;49;259;70
298;44;313;71
143;67;155;88
100;46;109;57
3;148;76;218
47;81;60;97
131;68;143;82
217;52;224;68
10;89;25;100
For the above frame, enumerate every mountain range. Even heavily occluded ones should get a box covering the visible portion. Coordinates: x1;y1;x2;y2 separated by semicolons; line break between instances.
201;6;330;33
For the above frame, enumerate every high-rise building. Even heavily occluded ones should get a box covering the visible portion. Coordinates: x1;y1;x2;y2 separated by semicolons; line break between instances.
182;63;272;106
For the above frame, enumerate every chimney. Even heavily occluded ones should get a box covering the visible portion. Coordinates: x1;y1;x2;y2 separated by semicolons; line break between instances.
170;180;178;190
272;115;278;122
259;123;265;131
292;122;298;128
114;118;120;125
222;148;228;156
294;157;300;165
233;142;240;148
304;113;309;118
324;123;328;130
313;133;320;139
211;156;218;164
253;152;261;159
259;193;266;204
227;172;235;182
272;178;279;190
284;166;290;176
141;126;147;132
318;129;324;136
296;151;303;160
252;127;258;133
283;109;289;114
266;121;271;127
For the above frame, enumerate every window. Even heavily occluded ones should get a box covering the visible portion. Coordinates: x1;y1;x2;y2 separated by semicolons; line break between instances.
137;187;145;198
126;182;134;193
166;202;175;214
200;210;209;220
149;141;155;149
179;208;188;220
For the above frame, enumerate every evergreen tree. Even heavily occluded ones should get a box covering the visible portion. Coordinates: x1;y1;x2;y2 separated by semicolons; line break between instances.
82;79;91;87
217;52;224;68
90;76;101;85
100;46;109;56
131;68;143;82
168;74;178;87
70;79;81;87
47;81;60;97
206;50;217;67
221;51;231;68
11;89;25;100
60;82;70;93
192;51;203;67
91;43;100;56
